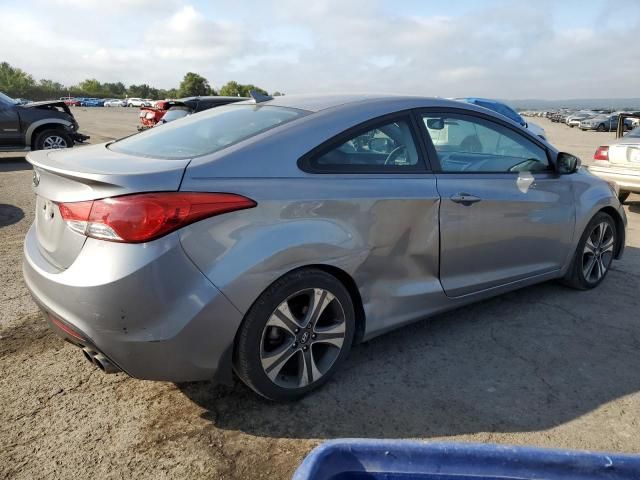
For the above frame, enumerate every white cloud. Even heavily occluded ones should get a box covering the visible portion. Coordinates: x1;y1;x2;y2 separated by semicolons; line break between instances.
1;0;639;98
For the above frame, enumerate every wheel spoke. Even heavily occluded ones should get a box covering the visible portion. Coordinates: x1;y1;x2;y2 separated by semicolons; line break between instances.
313;322;345;348
597;223;607;246
267;302;301;336
597;256;607;278
304;289;334;327
261;342;297;381
299;348;321;387
583;255;597;280
601;236;614;254
584;238;597;255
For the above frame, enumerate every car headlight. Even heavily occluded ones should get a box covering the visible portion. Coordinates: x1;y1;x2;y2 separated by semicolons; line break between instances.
145;112;155;119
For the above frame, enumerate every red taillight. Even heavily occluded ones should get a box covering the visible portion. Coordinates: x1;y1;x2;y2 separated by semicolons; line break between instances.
594;146;609;161
57;192;256;243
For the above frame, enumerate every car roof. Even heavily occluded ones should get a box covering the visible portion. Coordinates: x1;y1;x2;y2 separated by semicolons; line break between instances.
180;96;248;102
233;93;506;116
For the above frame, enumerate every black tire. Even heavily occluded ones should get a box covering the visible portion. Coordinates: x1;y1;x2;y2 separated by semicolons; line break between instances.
33;129;72;150
234;269;355;401
618;191;630;204
597;123;606;132
561;212;617;290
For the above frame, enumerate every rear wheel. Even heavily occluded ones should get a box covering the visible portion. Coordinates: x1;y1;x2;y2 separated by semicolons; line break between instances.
618;191;630;204
234;269;355;401
562;212;617;290
33;129;72;150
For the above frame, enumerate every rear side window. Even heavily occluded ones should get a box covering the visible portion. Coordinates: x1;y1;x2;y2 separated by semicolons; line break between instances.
305;119;421;172
422;113;549;173
109;105;306;159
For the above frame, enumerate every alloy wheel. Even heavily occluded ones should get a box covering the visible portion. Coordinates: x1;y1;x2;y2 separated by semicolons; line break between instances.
260;288;346;389
42;135;68;149
582;221;615;283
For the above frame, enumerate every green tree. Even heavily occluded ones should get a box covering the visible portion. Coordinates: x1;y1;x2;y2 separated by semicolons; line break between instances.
158;88;179;99
127;84;152;98
103;82;127;97
78;78;107;97
178;72;211;97
0;62;36;97
219;80;268;97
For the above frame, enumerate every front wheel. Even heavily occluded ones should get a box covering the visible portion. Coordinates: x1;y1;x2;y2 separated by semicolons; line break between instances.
597;123;606;132
562;212;617;290
234;269;355;401
33;129;72;150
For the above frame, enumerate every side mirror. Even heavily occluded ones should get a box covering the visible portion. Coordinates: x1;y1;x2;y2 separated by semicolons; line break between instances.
426;118;445;130
557;152;581;174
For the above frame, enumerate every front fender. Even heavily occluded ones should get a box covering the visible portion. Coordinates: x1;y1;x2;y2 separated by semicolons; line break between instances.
569;169;627;263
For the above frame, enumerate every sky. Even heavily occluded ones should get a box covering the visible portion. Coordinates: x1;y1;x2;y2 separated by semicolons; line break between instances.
1;0;639;99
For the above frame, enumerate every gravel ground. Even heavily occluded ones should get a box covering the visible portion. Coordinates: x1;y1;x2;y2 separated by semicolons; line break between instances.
1;112;639;479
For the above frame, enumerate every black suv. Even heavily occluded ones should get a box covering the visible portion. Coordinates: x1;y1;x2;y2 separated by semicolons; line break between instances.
0;92;89;152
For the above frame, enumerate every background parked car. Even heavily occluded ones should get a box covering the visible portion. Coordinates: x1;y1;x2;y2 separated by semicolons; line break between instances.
104;98;126;107
59;97;81;107
580;114;633;132
589;125;640;203
140;96;247;130
126;98;146;107
455;97;547;140
566;112;595;127
80;98;105;107
0;91;89;152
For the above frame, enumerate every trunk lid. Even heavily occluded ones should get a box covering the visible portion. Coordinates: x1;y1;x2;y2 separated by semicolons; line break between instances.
27;144;190;270
609;142;640;169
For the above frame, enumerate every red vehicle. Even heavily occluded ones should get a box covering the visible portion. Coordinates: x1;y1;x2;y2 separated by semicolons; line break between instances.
59;97;81;107
138;100;172;130
137;96;247;130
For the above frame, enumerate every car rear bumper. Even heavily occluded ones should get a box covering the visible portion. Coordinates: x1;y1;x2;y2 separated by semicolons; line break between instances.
22;224;243;382
588;166;640;193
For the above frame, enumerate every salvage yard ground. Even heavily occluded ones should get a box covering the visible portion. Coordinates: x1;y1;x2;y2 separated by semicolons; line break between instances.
1;112;639;479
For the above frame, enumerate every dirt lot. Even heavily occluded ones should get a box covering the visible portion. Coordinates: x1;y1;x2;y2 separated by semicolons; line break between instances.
1;110;639;479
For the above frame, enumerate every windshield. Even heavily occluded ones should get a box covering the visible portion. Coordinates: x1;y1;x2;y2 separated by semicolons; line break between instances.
0;92;17;105
110;104;307;159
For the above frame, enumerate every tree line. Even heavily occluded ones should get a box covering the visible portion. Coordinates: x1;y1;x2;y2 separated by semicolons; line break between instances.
0;62;281;101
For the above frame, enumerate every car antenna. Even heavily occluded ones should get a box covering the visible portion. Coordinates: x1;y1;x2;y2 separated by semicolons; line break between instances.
249;90;273;103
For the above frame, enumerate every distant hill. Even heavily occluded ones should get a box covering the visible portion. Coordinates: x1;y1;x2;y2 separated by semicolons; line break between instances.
506;98;640;111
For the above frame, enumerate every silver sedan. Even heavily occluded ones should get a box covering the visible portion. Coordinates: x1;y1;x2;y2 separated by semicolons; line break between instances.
23;94;626;400
589;126;640;203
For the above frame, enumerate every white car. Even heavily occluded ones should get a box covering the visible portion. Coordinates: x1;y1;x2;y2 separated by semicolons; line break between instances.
104;99;126;107
126;98;146;107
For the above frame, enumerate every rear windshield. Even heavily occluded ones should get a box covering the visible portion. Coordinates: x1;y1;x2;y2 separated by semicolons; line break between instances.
109;104;307;159
627;126;640;138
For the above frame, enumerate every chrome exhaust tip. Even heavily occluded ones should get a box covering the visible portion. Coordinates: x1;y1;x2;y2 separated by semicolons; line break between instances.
82;348;97;365
93;353;120;374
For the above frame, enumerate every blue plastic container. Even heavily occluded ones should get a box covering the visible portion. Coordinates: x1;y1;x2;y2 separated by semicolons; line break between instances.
292;440;640;480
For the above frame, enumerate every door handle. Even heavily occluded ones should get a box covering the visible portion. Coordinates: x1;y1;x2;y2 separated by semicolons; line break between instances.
450;192;482;205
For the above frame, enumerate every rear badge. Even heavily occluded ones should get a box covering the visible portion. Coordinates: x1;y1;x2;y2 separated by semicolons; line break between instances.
32;170;40;187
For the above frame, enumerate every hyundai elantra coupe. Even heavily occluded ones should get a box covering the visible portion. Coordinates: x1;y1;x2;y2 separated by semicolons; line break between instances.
23;94;626;401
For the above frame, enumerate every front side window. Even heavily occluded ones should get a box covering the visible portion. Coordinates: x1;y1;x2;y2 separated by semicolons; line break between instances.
109;104;306;159
311;119;420;170
422;113;549;173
